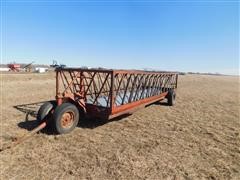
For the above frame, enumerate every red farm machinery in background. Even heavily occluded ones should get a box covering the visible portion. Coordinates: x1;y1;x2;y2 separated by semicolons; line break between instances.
37;67;178;134
8;64;21;72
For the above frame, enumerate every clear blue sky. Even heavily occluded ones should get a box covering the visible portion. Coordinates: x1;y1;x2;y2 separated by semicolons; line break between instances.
1;1;239;75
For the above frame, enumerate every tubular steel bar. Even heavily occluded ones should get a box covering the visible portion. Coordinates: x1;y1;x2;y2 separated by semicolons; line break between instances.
55;68;178;119
0;121;47;152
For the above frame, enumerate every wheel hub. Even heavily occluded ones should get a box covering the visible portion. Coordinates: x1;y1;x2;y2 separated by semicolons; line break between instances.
61;111;74;128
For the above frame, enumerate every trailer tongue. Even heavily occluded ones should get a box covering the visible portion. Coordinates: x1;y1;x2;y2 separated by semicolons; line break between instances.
0;122;47;152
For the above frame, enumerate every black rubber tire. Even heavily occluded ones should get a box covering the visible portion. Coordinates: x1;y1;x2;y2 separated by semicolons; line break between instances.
167;89;176;106
53;103;79;134
37;101;56;123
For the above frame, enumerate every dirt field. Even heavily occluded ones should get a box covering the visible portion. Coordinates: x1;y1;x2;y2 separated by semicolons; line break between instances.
0;72;239;179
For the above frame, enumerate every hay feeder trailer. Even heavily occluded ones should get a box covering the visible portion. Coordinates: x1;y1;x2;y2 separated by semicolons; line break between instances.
38;68;178;134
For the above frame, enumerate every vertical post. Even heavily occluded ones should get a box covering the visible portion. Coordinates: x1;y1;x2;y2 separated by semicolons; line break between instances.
56;70;59;98
110;71;115;114
56;70;62;105
176;74;178;89
79;71;84;95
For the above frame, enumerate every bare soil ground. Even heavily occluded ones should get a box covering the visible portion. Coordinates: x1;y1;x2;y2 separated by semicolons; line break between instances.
0;72;239;179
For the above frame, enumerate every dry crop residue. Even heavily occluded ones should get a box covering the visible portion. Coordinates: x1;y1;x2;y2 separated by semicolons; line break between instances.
0;73;239;179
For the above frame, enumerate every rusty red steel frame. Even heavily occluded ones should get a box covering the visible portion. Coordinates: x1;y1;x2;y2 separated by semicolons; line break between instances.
56;68;178;119
0;68;178;151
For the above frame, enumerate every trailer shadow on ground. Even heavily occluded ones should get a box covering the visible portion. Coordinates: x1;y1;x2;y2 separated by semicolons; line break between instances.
153;101;169;106
13;101;132;135
78;114;132;129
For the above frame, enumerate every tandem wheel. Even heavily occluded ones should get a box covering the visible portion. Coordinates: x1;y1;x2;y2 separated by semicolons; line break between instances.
167;89;176;106
37;101;56;124
53;103;79;134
